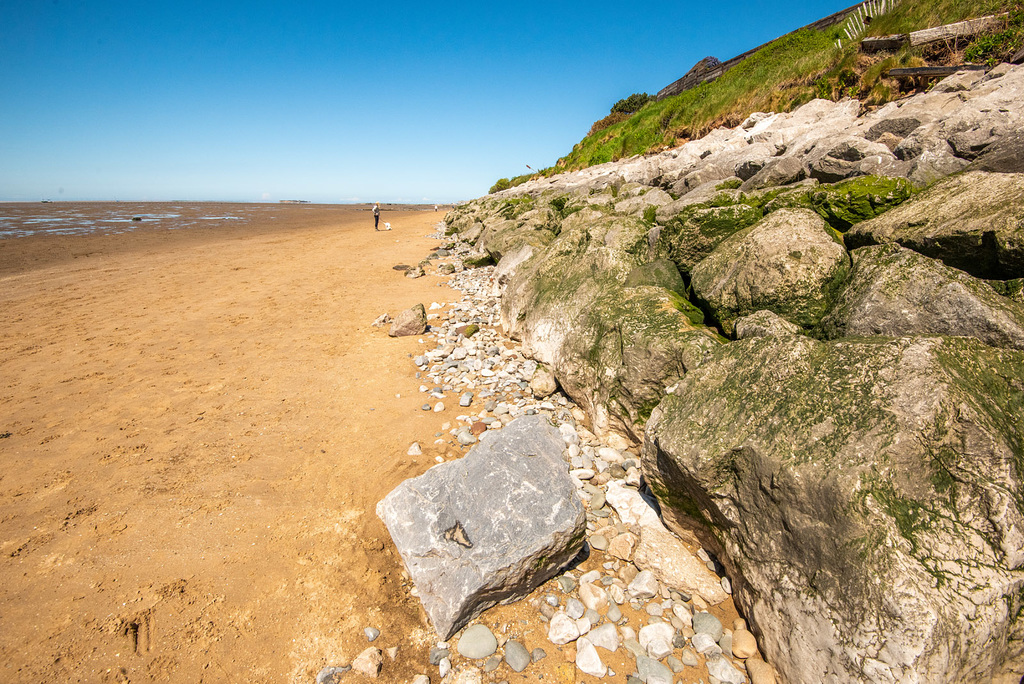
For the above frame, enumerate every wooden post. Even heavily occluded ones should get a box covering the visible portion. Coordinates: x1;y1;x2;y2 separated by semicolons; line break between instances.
888;65;988;78
861;34;909;52
908;14;1008;47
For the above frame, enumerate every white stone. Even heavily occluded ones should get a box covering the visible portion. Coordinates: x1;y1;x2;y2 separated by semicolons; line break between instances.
559;423;580;446
672;603;693;628
352;647;383;678
548;612;580;645
639;622;676;660
579;582;609;613
575;637;607;677
627;570;659;599
407;442;422;456
692;632;722;656
587;623;621;652
452;667;483;684
706;655;747;684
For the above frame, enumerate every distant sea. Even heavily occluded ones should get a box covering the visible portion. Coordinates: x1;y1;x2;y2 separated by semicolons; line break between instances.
0;202;288;240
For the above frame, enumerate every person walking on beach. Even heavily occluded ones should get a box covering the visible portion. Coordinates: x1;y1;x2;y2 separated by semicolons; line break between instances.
373;202;381;231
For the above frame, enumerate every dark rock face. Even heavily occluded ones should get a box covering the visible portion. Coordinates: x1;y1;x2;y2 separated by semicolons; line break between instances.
846;171;1024;280
968;131;1024;173
865;117;922;142
377;416;586;639
822;243;1024;349
643;334;1024;684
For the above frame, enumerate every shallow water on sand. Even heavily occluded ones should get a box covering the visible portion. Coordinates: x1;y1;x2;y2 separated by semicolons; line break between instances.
0;202;289;239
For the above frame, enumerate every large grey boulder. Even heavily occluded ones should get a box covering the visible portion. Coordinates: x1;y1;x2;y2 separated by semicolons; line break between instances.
822;243;1024;349
846;171;1024;280
690;208;848;334
377;416;586;639
643;334;1024;684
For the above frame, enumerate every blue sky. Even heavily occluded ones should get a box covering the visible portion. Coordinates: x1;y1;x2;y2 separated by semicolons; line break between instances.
1;1;854;203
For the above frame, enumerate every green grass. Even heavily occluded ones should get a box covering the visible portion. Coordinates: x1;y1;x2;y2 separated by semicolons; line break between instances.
551;0;1018;173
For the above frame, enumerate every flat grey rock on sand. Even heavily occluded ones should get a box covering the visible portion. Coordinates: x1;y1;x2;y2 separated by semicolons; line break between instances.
377;415;586;638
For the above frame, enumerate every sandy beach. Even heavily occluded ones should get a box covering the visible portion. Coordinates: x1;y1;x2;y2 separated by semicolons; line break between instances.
1;202;740;684
0;204;459;682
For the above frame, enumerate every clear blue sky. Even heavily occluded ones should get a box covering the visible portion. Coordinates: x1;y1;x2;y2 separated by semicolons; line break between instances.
1;1;854;203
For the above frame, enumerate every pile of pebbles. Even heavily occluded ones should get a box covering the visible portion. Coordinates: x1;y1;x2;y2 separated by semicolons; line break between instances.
320;228;777;684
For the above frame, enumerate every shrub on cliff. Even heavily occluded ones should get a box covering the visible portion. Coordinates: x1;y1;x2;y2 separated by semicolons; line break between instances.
611;93;653;115
489;178;511;194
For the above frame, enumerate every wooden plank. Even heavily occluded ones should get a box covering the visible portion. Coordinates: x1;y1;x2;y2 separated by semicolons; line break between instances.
888;65;988;78
861;34;909;52
1013;46;1024;64
909;14;1007;47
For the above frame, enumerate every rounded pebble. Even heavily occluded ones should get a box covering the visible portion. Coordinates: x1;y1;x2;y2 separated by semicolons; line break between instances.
457;624;498;659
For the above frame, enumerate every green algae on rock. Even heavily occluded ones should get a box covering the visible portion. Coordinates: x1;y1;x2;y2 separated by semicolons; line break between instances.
808;175;915;231
643;333;1024;684
821;243;1024;349
845;171;1024;280
689;208;849;335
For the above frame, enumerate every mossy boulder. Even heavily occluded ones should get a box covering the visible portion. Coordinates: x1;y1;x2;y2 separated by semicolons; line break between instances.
643;334;1024;684
463;253;496;268
501;214;720;438
556;286;721;438
689;209;849;335
808;175;915;231
733;309;801;339
846;171;1024;280
990;278;1024;304
652;202;764;273
624;258;687;295
821;244;1024;350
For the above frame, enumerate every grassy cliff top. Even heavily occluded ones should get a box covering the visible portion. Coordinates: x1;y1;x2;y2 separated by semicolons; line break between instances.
490;0;1021;193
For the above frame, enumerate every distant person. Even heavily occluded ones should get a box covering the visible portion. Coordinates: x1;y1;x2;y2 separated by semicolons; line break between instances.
373;202;381;231
434;205;438;212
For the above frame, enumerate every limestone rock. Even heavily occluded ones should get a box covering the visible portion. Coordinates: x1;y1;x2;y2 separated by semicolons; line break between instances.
706;655;747;684
846;171;1024;280
821;243;1024;350
732;628;758;659
605;482;728;603
967;131;1024;174
733;310;800;340
389;303;427;337
377;416;587;638
502;211;721;437
352;647;383;678
690;209;848;334
575;636;606;677
644;334;1024;684
529;365;558;397
807;175;914;231
639;622;675;659
746;658;778;684
548;611;581;645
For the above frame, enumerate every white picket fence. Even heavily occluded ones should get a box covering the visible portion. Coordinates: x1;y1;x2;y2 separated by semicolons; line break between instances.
837;0;897;47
